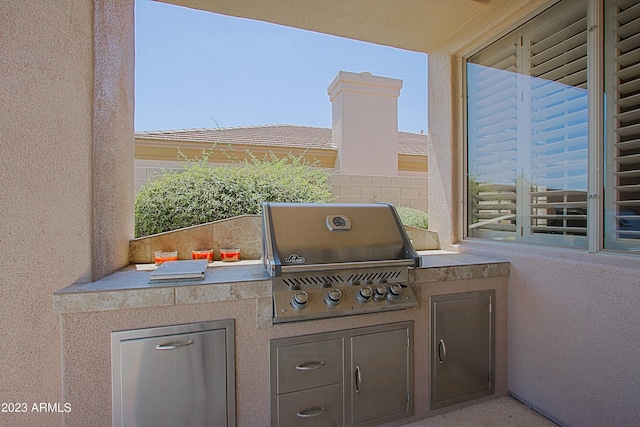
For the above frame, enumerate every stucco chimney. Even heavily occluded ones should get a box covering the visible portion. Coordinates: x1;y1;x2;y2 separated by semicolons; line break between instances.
328;71;402;175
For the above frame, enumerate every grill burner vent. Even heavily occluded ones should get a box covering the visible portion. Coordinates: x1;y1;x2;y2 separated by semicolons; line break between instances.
348;270;403;283
282;275;345;288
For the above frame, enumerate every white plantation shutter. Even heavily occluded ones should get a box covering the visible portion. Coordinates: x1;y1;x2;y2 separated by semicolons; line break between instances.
467;0;588;246
524;0;588;246
467;36;518;237
605;0;640;251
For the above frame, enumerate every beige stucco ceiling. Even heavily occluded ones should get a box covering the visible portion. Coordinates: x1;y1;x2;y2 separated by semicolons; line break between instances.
157;0;494;53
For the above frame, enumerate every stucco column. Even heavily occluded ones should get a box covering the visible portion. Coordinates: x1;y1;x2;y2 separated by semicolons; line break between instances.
427;52;460;249
328;71;402;175
92;0;135;280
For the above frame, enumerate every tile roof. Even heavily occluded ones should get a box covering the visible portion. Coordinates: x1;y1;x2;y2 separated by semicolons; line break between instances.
135;125;428;156
397;130;429;156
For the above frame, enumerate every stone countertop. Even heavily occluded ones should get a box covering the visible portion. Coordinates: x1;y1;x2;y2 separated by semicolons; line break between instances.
53;253;509;316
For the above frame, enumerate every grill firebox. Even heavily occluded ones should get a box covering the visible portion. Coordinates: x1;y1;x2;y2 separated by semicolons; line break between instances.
262;202;421;323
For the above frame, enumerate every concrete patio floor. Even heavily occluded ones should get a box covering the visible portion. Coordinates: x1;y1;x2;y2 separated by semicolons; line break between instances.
401;396;558;427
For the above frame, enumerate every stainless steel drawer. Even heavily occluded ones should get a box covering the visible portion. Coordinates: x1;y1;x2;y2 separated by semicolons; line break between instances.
276;338;343;394
111;320;235;427
276;383;343;427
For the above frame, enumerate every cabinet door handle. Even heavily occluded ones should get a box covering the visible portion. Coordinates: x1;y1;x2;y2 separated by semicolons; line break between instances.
154;339;195;350
438;339;446;364
355;365;362;393
296;406;325;418
295;361;325;371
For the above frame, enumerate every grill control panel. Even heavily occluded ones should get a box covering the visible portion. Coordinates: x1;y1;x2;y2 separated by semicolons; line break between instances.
272;268;418;323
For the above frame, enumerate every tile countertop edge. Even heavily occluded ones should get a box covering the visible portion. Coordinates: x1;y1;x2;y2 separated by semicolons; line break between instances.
53;254;510;315
412;252;510;283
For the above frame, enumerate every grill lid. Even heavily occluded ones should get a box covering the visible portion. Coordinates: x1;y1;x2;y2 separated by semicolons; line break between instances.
262;202;420;276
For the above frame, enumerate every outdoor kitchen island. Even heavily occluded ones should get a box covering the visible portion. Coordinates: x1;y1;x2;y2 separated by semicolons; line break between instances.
54;252;509;427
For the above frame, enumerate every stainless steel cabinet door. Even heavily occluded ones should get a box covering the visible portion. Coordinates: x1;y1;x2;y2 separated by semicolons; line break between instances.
270;321;413;427
113;323;233;427
350;326;411;425
276;338;343;394
431;290;495;409
276;383;343;427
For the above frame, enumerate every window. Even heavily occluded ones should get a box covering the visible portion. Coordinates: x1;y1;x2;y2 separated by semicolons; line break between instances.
466;0;640;254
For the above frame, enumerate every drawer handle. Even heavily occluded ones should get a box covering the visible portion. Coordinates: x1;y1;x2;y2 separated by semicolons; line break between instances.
296;406;326;418
295;361;325;371
155;339;195;350
438;339;446;364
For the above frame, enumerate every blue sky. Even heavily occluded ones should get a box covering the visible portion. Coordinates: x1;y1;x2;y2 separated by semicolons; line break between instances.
134;1;428;133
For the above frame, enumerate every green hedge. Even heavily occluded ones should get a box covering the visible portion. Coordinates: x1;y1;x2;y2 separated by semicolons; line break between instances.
135;152;333;237
395;205;429;230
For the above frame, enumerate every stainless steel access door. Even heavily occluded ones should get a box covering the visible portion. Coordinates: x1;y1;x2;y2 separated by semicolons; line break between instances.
350;327;411;425
112;320;235;427
431;291;495;409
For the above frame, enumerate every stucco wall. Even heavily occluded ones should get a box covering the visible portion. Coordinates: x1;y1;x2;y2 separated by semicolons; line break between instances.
0;2;94;426
461;242;640;426
0;1;134;425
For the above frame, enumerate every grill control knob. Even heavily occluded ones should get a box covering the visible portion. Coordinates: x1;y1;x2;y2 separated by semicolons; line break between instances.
357;286;373;303
374;285;387;301
388;283;403;299
291;291;309;310
324;288;342;306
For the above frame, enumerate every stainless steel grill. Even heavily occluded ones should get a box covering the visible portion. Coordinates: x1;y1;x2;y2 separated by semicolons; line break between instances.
262;202;420;323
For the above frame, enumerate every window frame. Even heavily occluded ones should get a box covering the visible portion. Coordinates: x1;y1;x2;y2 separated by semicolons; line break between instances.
461;0;637;255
